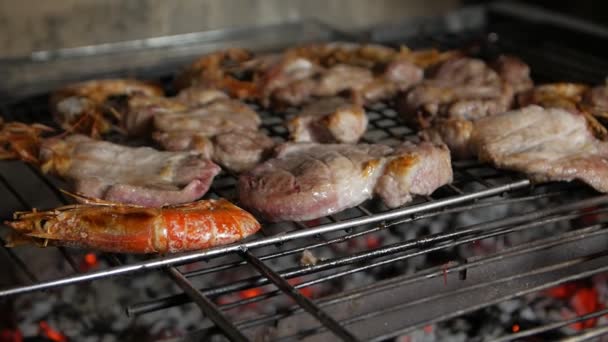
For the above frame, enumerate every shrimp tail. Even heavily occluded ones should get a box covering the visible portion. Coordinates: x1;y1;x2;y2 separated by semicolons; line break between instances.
58;188;142;207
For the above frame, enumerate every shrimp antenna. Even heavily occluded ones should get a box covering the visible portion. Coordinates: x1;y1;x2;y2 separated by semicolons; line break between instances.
59;189;143;207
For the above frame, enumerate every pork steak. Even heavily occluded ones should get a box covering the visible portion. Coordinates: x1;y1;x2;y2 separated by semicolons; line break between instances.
40;135;221;207
470;105;608;192
238;142;452;222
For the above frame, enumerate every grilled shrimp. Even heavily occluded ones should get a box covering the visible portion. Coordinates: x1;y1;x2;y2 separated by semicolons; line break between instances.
51;79;163;137
5;197;261;254
174;49;257;99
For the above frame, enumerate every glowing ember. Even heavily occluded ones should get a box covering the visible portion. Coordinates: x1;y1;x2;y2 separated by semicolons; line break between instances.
215;296;231;306
84;253;96;265
299;286;314;298
79;253;98;272
545;282;604;331
304;219;322;227
580;206;600;226
239;287;263;300
545;283;578;299
365;235;381;250
0;329;23;342
569;288;602;330
288;278;314;298
38;321;67;342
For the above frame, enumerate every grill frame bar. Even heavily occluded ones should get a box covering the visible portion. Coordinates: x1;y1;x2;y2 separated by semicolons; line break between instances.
242;249;360;341
166;266;249;342
126;185;590;316
0;178;530;298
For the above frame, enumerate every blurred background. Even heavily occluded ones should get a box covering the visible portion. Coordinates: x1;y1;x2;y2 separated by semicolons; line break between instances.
0;0;458;58
0;0;604;59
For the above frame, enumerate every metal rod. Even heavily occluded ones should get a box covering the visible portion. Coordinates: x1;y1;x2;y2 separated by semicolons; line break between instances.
166;267;248;342
184;189;564;279
368;256;608;341
127;203;608;316
281;250;608;342
241;249;359;342
24;164;70;204
0;237;38;283
0;179;530;298
56;247;80;273
559;324;608;342
234;224;608;330
0;172;32;211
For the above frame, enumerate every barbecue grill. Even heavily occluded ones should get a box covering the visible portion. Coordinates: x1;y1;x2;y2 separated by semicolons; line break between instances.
2;2;608;341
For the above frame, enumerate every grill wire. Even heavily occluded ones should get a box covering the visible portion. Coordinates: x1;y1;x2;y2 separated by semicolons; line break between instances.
2;16;608;341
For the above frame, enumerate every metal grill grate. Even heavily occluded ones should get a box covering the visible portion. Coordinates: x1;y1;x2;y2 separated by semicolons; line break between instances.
2;4;608;341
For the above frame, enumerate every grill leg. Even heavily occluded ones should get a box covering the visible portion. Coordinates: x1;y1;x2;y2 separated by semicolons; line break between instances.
165;266;248;342
241;249;359;342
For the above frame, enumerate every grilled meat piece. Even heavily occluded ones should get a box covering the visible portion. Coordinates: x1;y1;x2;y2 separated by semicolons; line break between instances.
517;83;588;111
400;57;514;128
118;84;273;172
385;59;426;88
259;56;320;105
122;95;189;136
375;142;452;208
286;42;398;67
430;57;501;85
154;129;275;173
584;85;608;112
422;118;475;159
212;130;276;172
122;88;230;136
490;55;534;93
238;141;452;222
153;99;260;139
152;131;215;158
152;98;262;158
176;43;449;108
272;59;423;107
40;135;220;207
151;97;274;172
313;64;374;97
238;143;392;222
272;78;318;106
270;63;374;107
265;43;425;106
401;56;533;128
470;105;608;192
517;83;608;138
175;87;229;107
425;85;608;161
288;97;367;143
361;59;424;103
